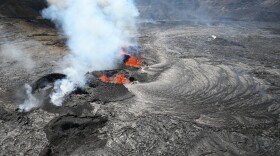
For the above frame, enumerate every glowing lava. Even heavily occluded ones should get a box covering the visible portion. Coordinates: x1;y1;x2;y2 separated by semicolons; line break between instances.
100;73;128;84
100;74;108;82
115;73;128;84
125;56;141;67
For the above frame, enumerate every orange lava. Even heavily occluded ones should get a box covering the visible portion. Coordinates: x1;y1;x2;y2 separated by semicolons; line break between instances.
115;73;128;84
125;56;141;67
100;74;108;82
100;73;128;84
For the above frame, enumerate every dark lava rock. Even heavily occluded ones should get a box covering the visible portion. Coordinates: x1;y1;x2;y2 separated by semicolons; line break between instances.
209;37;245;48
40;115;108;156
0;0;47;18
2;0;280;22
31;73;66;93
90;82;134;103
136;0;280;22
0;106;14;121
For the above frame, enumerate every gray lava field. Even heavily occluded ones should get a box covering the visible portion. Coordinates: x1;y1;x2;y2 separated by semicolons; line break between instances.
1;1;280;156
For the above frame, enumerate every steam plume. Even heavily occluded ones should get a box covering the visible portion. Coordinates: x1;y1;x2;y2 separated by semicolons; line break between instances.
19;84;41;112
42;0;139;105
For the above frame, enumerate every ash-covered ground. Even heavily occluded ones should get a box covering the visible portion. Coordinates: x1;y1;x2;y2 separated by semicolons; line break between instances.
1;1;280;156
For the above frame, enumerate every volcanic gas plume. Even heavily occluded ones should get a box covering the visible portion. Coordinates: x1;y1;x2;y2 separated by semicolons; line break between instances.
19;0;139;111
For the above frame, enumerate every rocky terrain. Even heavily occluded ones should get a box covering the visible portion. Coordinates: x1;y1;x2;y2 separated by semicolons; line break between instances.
136;0;280;22
1;0;280;21
0;1;280;156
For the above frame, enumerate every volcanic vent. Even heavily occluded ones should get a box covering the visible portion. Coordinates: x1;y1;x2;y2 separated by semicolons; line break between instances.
19;0;141;112
20;46;145;112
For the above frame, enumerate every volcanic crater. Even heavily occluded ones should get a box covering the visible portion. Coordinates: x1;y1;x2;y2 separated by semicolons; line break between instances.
0;1;280;156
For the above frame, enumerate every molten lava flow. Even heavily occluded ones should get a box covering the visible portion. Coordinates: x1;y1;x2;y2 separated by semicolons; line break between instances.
100;74;108;82
115;73;128;84
100;73;128;84
125;56;141;67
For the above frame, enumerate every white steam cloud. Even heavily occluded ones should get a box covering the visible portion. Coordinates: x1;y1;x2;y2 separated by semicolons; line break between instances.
19;84;41;112
42;0;139;105
50;79;75;106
